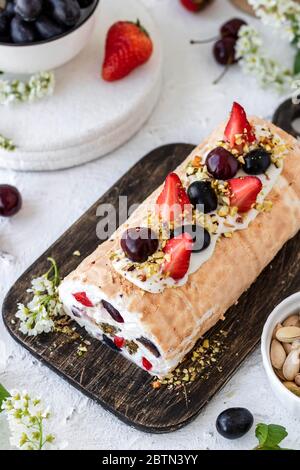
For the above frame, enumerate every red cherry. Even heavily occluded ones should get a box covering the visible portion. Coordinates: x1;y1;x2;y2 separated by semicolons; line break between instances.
142;357;153;371
0;184;22;217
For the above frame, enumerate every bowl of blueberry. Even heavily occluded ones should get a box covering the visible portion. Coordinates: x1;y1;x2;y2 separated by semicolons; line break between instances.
0;0;100;74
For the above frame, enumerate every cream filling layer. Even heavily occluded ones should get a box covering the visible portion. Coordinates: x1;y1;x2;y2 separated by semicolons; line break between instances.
58;280;215;377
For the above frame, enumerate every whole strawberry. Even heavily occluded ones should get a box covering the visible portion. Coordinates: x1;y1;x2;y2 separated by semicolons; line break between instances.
102;20;153;82
180;0;210;13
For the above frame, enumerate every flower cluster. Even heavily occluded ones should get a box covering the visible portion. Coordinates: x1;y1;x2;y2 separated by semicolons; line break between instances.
235;1;300;91
16;257;63;336
236;25;295;91
249;0;300;46
0;133;15;151
0;71;55;105
1;390;55;450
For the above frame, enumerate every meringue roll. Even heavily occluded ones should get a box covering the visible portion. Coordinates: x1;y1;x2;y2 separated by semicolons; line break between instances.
59;105;300;377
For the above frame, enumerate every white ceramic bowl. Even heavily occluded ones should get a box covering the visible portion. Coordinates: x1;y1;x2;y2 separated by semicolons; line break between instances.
261;292;300;418
0;1;100;74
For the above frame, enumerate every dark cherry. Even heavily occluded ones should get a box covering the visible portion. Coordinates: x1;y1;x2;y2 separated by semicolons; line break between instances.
0;185;22;217
243;148;271;175
213;37;237;65
220;18;247;40
206;147;239;180
102;300;124;324
173;225;211;253
102;334;121;352
216;408;254;440
137;337;161;358
187;181;218;214
121;227;159;263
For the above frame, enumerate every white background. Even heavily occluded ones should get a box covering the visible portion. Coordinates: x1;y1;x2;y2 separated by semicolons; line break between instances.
0;0;299;450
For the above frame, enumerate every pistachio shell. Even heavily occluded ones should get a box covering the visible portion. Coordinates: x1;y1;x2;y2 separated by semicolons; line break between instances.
295;374;300;387
283;381;300;398
283;349;300;381
283;314;300;328
276;326;300;343
270;339;286;370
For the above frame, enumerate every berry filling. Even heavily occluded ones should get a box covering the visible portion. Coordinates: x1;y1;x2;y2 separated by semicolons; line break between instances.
114;336;125;349
102;334;121;352
102;300;124;323
137;337;161;358
73;292;94;307
142;357;153;371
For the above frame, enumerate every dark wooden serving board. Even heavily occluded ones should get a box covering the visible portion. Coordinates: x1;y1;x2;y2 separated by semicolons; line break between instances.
3;143;300;433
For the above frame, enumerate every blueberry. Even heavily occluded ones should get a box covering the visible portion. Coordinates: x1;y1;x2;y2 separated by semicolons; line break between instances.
187;181;218;214
4;1;16;18
0;12;10;35
243;148;271;175
15;0;43;22
46;0;81;27
173;225;211;253
216;408;254;440
11;15;36;43
35;15;65;39
78;0;94;7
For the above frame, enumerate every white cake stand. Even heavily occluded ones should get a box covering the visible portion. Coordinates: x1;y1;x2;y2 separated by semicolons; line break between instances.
0;0;162;171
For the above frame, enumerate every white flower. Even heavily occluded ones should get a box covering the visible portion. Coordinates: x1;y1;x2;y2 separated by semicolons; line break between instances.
236;25;296;91
16;258;63;337
2;390;56;450
0;71;55;106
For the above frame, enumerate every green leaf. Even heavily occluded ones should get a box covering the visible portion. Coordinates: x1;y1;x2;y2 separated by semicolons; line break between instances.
255;424;288;450
294;50;300;75
0;383;10;412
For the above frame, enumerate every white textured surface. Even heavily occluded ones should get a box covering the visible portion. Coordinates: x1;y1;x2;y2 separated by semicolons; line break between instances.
0;0;162;171
0;0;299;450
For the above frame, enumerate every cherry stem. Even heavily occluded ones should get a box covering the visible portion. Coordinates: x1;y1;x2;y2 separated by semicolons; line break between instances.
213;60;232;85
190;36;219;45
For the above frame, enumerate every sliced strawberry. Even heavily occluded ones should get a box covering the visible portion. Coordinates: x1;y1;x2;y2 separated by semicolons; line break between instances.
228;176;262;213
73;292;94;307
142;357;153;371
224;102;256;148
114;336;125;349
156;172;191;223
162;232;193;280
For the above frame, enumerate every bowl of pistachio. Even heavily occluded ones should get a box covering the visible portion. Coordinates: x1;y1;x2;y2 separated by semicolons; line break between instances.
261;292;300;418
0;0;100;74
